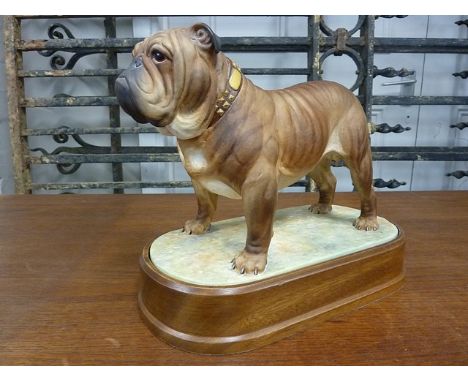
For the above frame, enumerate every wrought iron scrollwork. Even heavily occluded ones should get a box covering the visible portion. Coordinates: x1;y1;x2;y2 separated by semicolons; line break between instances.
455;19;468;27
453;71;468;79
373;66;414;78
31;126;107;175
50;51;97;70
373;178;407;189
38;23;100;70
319;16;366;37
447;171;468;179
38;23;75;57
450;122;468;130
319;17;366;91
372;123;411;134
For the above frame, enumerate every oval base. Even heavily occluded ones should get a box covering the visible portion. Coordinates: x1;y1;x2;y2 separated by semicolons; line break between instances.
138;206;405;354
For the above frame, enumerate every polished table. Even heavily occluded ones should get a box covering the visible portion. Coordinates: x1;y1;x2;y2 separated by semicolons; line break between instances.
0;191;467;365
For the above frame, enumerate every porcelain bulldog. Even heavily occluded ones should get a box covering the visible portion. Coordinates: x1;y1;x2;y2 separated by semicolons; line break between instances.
115;23;379;275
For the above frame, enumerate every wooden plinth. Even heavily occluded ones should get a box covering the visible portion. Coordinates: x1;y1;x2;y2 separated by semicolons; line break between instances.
138;229;405;355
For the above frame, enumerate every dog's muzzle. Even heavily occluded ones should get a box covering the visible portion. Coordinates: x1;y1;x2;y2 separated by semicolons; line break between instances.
115;56;148;124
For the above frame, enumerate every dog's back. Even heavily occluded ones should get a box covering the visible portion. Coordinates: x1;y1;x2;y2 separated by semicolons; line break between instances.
262;80;368;177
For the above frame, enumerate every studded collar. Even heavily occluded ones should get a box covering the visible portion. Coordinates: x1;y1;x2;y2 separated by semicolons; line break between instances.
210;59;243;126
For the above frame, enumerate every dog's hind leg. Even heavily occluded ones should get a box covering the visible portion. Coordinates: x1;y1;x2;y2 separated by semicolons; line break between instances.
345;145;379;231
308;158;337;214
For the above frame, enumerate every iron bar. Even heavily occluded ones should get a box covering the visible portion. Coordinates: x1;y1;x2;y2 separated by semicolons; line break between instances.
21;96;118;107
27;147;468;165
308;15;321;82
3;16;32;194
18;68;310;78
18;68;122;77
371;146;468;161
22;122;421;136
31;145;178;155
23;126;160;135
18;38;141;52
304;15;322;192
31;180;193;190
29;152;181;164
372;38;468;54
359;16;375;122
17;37;468;54
30;179;309;191
21;95;468;108
105;16;123;194
372;96;468;105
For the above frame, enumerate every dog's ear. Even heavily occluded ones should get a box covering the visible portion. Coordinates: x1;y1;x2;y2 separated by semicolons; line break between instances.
190;23;221;53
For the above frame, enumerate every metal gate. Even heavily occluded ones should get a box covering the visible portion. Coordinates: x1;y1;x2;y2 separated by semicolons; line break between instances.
3;15;468;194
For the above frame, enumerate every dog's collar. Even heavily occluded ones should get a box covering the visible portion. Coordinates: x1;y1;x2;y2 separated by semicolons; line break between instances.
210;59;243;126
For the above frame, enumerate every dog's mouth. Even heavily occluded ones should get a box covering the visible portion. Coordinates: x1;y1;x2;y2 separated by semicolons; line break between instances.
115;76;149;124
151;121;163;128
149;111;176;128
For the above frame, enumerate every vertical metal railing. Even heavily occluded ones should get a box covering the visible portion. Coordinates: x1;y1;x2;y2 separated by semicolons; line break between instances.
4;16;31;194
359;15;375;125
104;16;124;194
305;15;322;192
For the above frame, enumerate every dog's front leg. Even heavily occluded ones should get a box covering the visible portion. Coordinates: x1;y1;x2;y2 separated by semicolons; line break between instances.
232;173;277;275
183;179;218;235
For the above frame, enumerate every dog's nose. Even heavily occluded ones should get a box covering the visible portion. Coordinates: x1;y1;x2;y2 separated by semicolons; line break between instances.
115;76;126;87
115;76;130;107
114;76;148;124
115;76;129;98
132;56;143;69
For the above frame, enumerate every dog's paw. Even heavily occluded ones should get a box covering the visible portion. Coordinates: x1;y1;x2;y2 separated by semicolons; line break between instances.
182;219;211;235
309;203;332;214
353;216;379;231
231;250;267;275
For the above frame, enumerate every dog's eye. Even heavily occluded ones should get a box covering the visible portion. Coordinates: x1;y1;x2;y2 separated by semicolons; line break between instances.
151;49;166;63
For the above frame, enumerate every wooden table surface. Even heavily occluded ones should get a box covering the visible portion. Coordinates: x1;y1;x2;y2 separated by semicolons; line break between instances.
0;191;467;365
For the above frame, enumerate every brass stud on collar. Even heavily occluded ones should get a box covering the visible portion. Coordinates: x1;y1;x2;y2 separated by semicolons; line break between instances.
212;60;243;124
229;67;242;91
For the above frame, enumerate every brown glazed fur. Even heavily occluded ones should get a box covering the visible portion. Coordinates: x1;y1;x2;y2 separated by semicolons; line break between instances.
115;24;379;275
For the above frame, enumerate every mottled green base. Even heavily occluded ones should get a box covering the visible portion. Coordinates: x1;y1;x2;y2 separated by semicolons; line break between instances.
150;205;399;286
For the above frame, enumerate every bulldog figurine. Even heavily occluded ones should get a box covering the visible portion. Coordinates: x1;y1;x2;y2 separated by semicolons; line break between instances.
115;23;378;275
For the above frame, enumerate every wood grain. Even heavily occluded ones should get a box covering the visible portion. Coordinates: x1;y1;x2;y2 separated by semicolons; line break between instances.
139;230;405;354
0;192;467;365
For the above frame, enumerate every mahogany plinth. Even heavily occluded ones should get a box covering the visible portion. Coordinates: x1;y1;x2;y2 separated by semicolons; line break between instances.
138;229;405;355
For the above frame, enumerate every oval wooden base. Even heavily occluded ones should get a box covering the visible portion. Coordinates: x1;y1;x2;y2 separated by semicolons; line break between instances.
138;229;405;355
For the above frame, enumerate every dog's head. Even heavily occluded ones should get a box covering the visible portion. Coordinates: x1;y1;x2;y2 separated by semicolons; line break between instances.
115;24;221;139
